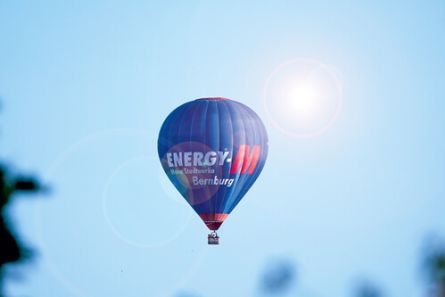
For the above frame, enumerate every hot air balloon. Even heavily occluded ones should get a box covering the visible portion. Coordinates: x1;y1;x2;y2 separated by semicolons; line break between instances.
158;98;268;244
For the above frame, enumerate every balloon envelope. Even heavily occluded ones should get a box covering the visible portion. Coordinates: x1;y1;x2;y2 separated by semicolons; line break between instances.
158;98;268;231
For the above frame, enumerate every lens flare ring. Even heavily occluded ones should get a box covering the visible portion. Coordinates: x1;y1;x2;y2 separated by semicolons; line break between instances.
34;129;203;297
101;155;193;249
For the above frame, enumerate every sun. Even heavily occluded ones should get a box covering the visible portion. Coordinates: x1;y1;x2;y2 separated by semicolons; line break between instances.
264;59;343;137
289;81;320;116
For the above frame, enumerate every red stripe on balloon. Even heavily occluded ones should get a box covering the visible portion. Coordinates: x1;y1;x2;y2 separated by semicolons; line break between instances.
199;213;229;230
230;145;261;174
246;145;261;174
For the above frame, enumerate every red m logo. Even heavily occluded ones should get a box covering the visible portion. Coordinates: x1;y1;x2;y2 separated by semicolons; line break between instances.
229;145;261;174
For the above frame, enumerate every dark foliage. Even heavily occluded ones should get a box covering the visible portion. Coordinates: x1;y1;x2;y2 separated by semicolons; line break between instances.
354;281;383;297
260;258;296;294
0;165;46;296
422;236;445;297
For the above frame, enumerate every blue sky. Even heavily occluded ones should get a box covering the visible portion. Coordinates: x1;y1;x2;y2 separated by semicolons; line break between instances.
1;1;445;296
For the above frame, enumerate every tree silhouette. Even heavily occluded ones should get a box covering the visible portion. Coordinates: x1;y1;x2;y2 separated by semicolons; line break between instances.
353;280;383;297
0;165;46;296
259;258;296;295
422;236;445;297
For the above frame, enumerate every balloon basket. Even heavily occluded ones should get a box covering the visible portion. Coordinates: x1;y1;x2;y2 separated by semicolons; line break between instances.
208;231;219;245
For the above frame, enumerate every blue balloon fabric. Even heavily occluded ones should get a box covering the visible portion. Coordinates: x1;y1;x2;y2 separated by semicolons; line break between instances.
158;98;268;231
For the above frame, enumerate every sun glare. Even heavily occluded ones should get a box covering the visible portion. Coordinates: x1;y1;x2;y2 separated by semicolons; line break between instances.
264;59;343;137
289;82;320;115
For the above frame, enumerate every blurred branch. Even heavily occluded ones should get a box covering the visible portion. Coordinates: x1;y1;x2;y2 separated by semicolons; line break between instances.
422;235;445;297
259;258;297;295
354;280;383;297
0;164;48;297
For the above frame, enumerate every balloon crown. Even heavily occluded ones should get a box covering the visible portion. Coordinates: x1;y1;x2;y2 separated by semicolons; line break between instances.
195;97;230;101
